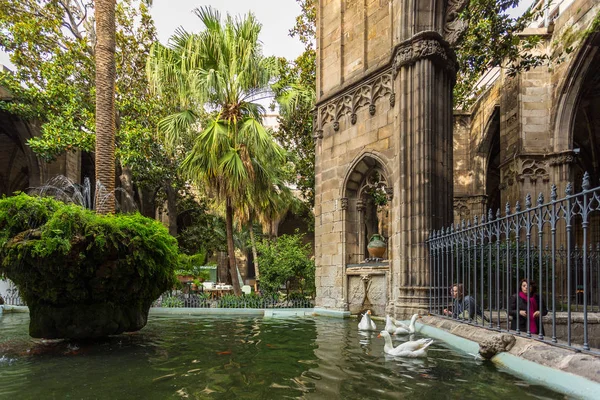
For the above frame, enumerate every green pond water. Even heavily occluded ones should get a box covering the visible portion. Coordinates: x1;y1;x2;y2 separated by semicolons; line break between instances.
0;312;565;399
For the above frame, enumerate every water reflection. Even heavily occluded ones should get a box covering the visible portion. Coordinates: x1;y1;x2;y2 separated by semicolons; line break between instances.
0;313;564;399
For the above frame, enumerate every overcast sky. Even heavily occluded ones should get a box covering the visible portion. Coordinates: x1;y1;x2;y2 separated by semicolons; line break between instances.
0;0;304;69
150;0;305;60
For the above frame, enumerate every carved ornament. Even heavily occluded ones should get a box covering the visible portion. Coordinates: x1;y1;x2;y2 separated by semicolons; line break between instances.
453;199;470;217
501;157;551;187
316;71;394;136
314;32;456;137
444;0;470;46
548;153;576;166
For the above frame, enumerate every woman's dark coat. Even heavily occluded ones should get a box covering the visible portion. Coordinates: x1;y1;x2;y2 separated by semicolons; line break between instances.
509;293;548;334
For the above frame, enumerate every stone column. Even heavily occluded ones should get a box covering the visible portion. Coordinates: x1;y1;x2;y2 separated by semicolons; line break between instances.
393;32;455;317
341;197;349;310
357;199;366;261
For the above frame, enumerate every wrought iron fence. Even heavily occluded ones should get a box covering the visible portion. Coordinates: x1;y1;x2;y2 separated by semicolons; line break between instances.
153;290;315;309
428;172;600;355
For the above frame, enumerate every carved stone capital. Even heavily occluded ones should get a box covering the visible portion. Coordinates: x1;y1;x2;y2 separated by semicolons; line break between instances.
392;32;456;79
341;197;348;210
356;199;366;212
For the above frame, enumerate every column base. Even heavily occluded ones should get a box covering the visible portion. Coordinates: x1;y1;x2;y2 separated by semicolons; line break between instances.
392;286;430;319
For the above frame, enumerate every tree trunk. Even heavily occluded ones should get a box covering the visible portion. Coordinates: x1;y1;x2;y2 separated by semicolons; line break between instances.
137;186;156;218
225;198;242;296
118;163;136;213
94;0;116;215
165;181;178;236
249;218;259;281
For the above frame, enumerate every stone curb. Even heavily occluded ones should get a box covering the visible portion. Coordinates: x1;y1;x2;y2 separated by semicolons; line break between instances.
420;315;600;392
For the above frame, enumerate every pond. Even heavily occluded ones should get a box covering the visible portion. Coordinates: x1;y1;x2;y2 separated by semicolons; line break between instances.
0;312;564;399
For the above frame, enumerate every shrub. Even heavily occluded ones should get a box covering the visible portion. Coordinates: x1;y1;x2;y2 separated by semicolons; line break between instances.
256;232;315;297
161;296;184;308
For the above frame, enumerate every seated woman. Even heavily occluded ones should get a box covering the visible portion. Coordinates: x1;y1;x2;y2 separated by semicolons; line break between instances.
509;279;548;335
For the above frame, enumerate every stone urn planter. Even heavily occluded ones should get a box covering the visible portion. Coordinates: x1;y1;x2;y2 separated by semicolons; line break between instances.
0;194;178;339
367;234;386;259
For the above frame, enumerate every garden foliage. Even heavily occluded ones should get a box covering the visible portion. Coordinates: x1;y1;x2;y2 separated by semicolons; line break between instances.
256;232;315;296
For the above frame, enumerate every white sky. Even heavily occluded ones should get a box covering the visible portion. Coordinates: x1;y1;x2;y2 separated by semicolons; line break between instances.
0;0;305;69
150;0;305;60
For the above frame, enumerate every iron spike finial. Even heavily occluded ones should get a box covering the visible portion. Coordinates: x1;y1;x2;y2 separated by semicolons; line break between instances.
446;226;451;235
496;209;501;219
525;194;532;209
537;192;544;205
566;182;573;195
582;171;590;191
474;215;478;225
461;220;466;229
467;220;471;228
505;202;511;215
488;208;493;221
551;184;557;201
515;201;521;212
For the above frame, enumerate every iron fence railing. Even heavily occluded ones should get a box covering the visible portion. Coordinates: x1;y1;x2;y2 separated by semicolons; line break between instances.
429;172;600;355
152;290;315;309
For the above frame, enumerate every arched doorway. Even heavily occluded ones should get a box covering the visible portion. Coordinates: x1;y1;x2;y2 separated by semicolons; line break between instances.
570;34;600;245
0;110;41;197
484;108;501;214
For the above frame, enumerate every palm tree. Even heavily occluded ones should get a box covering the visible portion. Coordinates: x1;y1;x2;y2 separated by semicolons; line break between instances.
147;6;286;295
94;0;117;214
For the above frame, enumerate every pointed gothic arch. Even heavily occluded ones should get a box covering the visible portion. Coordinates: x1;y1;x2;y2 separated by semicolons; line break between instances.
342;152;393;264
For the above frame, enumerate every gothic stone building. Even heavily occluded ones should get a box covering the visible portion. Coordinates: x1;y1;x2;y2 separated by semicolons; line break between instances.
313;0;600;317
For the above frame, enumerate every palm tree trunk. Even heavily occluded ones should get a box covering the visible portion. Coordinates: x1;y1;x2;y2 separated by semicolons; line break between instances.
94;0;116;214
226;198;242;296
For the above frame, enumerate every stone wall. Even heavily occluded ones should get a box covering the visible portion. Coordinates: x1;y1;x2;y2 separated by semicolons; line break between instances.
453;0;600;221
315;1;456;317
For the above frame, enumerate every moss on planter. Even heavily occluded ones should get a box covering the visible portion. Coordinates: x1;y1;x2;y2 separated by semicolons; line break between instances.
0;194;177;338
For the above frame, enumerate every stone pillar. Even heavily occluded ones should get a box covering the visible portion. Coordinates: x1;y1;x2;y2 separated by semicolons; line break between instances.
393;33;455;317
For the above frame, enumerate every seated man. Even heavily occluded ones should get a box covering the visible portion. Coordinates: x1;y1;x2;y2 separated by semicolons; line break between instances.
443;283;485;323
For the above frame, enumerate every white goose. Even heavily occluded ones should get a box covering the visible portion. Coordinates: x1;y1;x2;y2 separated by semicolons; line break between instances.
393;313;420;335
389;316;408;330
358;310;377;331
377;331;433;357
384;315;397;334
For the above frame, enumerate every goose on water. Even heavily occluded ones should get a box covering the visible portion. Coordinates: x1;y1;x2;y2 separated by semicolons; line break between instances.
358;310;377;331
377;331;433;357
384;315;397;334
393;314;420;335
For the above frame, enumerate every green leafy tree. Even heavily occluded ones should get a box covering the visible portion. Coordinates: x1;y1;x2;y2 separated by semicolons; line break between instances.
272;0;316;207
453;1;548;109
256;232;315;296
0;1;184;223
147;6;288;296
